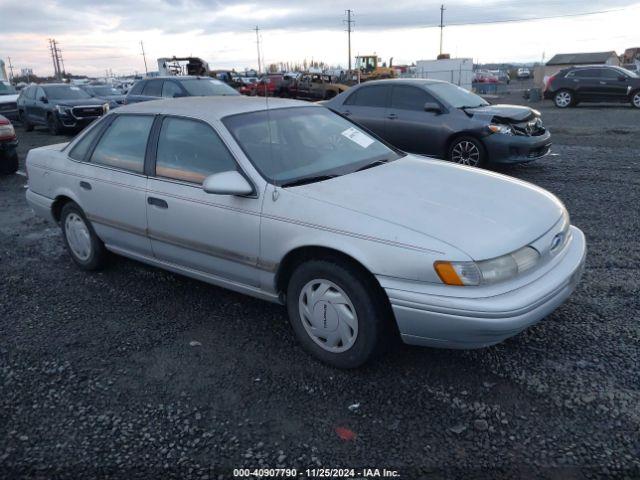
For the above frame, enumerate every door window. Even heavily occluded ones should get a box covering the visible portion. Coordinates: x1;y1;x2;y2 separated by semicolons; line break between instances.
344;86;388;107
36;87;46;101
390;86;435;111
129;81;145;95
600;68;622;79
68;122;104;161
162;81;182;98
142;80;163;97
573;69;601;78
155;117;237;184
90;115;154;173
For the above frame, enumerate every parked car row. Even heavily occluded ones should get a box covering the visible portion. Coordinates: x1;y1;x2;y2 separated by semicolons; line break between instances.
24;95;586;367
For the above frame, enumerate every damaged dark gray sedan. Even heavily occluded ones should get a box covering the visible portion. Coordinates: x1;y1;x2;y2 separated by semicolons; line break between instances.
326;79;552;167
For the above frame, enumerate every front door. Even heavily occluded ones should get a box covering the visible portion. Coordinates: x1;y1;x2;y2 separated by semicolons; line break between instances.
73;114;154;256
598;68;631;100
146;116;262;286
384;85;443;156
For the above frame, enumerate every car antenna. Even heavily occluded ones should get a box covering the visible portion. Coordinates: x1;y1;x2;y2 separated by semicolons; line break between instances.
259;31;278;200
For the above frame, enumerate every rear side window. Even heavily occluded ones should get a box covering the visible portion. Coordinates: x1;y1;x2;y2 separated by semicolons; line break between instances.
90;115;154;173
162;81;182;98
142;80;163;97
155;117;237;184
390;86;435;111
345;86;388;107
128;81;144;95
572;69;601;78
68;122;104;161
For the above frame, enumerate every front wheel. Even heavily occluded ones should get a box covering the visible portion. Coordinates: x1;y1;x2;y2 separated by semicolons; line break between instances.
47;114;63;135
631;90;640;109
554;89;574;108
60;202;109;270
286;260;391;368
448;136;486;167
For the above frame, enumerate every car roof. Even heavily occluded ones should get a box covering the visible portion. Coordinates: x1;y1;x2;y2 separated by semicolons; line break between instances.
113;96;317;122
139;76;213;81
355;78;448;87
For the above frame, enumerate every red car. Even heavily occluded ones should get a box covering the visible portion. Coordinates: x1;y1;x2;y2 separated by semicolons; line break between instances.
473;70;499;84
255;74;284;96
0;114;18;174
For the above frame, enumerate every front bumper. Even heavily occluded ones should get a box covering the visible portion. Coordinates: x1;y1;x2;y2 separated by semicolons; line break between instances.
484;130;552;164
57;113;101;129
382;226;586;349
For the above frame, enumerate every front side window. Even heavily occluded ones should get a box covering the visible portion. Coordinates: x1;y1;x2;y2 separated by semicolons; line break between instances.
142;80;163;97
600;68;623;79
574;69;601;78
36;87;46;100
390;86;435;111
162;81;182;98
345;86;388;107
179;79;239;96
90;115;154;173
223;106;402;185
155;117;237;184
129;81;145;95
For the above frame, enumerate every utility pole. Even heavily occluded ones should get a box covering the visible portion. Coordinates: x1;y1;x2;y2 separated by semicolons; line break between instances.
140;41;148;75
49;39;59;79
344;10;354;75
439;4;446;57
7;57;14;84
254;26;262;74
54;40;65;78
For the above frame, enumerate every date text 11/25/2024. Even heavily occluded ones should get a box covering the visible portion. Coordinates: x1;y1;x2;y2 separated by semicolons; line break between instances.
232;468;401;478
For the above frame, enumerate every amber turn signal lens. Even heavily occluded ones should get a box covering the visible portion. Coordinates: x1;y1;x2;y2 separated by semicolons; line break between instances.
434;261;464;286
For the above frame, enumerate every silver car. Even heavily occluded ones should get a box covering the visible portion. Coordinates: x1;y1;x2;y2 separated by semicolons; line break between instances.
25;97;586;368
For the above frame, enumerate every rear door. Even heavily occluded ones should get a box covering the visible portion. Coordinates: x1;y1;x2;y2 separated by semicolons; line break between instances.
384;85;444;155
145;116;262;286
338;85;389;138
570;69;603;100
71;114;154;256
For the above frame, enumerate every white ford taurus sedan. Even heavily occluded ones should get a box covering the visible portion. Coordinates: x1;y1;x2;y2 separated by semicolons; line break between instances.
25;96;586;368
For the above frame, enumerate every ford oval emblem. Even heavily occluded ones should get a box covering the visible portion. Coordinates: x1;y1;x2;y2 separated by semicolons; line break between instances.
550;233;564;253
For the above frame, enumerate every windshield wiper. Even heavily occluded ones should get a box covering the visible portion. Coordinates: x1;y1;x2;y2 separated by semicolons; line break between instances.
355;159;389;172
280;174;339;188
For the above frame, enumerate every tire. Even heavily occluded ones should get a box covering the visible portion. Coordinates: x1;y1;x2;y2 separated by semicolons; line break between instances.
286;259;392;368
554;89;574;108
631;90;640;109
47;114;63;135
20;111;33;132
0;151;19;175
60;202;109;270
448;136;487;167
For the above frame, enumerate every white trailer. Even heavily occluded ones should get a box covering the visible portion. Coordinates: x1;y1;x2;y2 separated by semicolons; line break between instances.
414;58;473;90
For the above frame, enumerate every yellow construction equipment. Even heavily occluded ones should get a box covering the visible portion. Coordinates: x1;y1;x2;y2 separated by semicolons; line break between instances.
354;55;396;82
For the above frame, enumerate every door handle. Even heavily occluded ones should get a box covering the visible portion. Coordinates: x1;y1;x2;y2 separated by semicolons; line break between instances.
599;81;606;85
147;197;168;209
79;181;92;190
386;113;398;120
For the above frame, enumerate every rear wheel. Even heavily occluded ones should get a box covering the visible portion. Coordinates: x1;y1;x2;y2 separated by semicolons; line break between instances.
286;259;391;368
60;202;109;270
0;151;19;175
631;90;640;109
448;136;486;167
47;114;63;135
554;89;574;108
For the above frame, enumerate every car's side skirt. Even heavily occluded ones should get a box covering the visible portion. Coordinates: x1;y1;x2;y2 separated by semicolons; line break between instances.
105;244;282;304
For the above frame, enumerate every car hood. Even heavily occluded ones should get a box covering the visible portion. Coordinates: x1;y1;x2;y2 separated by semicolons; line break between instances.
98;94;126;102
0;94;19;103
53;98;105;107
463;104;539;122
287;156;565;260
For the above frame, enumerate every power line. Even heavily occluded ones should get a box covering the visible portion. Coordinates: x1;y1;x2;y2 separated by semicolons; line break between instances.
422;6;625;29
344;10;354;74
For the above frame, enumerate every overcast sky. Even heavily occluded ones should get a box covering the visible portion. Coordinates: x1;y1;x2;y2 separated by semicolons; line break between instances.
1;0;639;77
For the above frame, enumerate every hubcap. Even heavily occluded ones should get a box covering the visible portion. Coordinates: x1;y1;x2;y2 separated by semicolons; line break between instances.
451;141;480;166
633;93;640;108
556;92;571;107
298;279;358;353
64;213;92;261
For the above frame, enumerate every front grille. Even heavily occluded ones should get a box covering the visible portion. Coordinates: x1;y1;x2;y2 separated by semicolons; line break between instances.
71;106;103;119
0;102;17;112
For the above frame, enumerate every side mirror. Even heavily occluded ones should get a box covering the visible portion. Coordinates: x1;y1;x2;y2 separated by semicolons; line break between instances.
619;75;627;81
424;102;441;113
40;96;48;103
202;171;253;196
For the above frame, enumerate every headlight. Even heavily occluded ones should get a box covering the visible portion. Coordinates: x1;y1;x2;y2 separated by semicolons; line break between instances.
103;103;110;113
435;246;540;286
487;124;513;135
55;105;72;115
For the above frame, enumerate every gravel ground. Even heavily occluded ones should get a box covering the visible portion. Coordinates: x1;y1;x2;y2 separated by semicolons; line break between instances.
1;104;639;479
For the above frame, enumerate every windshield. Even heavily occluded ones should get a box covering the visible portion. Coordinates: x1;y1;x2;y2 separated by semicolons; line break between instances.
0;82;16;95
44;85;92;100
428;83;488;108
180;79;239;96
88;86;121;96
223;107;402;185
